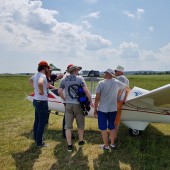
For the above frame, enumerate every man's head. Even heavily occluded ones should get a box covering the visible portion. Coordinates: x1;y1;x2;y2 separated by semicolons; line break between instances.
37;61;49;74
115;65;124;76
67;64;82;74
46;66;52;77
104;69;115;79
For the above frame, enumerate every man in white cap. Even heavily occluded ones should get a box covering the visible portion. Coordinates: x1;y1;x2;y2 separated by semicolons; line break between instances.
114;65;129;138
94;69;129;150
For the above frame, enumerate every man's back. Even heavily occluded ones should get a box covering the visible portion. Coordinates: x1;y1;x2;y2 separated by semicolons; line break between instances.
60;74;85;104
117;75;129;101
96;78;126;112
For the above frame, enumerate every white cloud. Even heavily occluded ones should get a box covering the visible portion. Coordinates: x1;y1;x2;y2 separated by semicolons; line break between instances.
81;20;91;29
148;26;155;32
123;11;135;18
137;8;144;18
123;8;144;19
84;0;99;4
87;11;100;19
0;0;170;73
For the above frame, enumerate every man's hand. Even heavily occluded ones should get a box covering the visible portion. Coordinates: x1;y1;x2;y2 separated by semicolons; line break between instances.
94;110;98;118
39;91;44;95
57;73;64;79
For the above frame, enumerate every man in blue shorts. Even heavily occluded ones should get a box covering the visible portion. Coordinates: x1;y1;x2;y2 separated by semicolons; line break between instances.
94;69;129;150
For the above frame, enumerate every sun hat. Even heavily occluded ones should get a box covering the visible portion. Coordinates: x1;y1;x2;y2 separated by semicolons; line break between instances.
104;69;115;77
38;61;49;67
115;65;124;72
67;64;82;72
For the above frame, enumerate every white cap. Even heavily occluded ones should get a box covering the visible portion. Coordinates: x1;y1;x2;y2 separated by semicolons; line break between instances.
104;69;115;77
115;65;124;72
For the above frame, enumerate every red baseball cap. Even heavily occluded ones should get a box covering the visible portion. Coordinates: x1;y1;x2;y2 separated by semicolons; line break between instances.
38;61;48;66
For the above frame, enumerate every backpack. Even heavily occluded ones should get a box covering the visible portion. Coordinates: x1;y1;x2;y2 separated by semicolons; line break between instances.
68;84;91;115
77;86;91;115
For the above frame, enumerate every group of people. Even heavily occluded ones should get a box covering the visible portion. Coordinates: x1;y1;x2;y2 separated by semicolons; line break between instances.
29;61;129;151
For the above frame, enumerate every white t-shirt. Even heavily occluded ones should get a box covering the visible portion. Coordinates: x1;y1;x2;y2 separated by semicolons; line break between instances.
117;75;129;101
96;78;126;112
31;72;48;101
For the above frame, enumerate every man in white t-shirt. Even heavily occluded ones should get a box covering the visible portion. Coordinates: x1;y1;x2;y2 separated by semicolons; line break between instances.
114;65;129;138
94;69;129;150
29;61;49;147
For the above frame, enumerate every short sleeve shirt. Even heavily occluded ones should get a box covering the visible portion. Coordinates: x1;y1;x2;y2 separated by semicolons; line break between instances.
117;75;129;101
96;78;126;112
32;72;48;101
59;75;86;104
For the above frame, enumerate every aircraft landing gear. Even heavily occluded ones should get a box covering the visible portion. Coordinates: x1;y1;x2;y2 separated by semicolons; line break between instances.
129;128;142;136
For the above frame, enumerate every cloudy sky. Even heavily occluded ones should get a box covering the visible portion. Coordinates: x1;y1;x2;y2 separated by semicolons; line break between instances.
1;0;170;73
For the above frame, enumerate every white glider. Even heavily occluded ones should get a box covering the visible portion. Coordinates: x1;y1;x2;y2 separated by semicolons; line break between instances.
27;84;170;136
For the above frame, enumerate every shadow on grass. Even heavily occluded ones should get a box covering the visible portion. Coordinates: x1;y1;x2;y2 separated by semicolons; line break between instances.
48;129;101;169
93;124;170;170
50;146;89;170
11;124;170;170
11;143;41;170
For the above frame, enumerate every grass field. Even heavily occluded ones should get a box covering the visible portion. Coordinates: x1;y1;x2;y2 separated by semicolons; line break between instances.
0;75;170;170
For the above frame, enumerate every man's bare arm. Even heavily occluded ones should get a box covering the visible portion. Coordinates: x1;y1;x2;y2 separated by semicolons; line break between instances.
58;88;65;101
94;93;100;117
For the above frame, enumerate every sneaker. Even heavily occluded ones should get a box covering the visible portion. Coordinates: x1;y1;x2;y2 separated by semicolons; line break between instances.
78;140;86;146
99;144;110;150
110;144;116;148
68;145;73;152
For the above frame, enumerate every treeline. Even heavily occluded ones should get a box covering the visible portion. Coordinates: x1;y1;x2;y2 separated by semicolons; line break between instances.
133;71;170;75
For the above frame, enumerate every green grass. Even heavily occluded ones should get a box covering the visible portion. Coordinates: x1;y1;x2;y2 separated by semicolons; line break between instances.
0;75;170;170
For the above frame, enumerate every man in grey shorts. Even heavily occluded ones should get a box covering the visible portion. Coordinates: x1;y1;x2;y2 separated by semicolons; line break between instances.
58;64;92;152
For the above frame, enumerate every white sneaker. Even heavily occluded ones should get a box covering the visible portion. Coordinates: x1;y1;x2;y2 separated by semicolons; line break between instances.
110;144;116;148
99;144;110;150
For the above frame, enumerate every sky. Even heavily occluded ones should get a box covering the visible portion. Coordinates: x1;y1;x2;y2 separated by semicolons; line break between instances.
1;0;170;73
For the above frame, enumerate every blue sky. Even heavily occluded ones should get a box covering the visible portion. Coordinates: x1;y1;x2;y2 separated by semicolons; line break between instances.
1;0;170;73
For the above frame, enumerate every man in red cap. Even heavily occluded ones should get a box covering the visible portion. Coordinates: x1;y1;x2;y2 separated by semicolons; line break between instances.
61;64;82;139
58;64;92;152
29;61;49;147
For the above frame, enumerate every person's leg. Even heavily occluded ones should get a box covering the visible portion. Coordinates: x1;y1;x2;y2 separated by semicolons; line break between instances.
46;110;50;124
62;114;66;138
74;104;85;142
98;111;108;146
101;130;109;147
66;129;72;145
108;111;117;145
109;129;116;145
33;100;39;142
36;101;48;146
65;104;74;146
115;102;123;138
78;129;84;142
